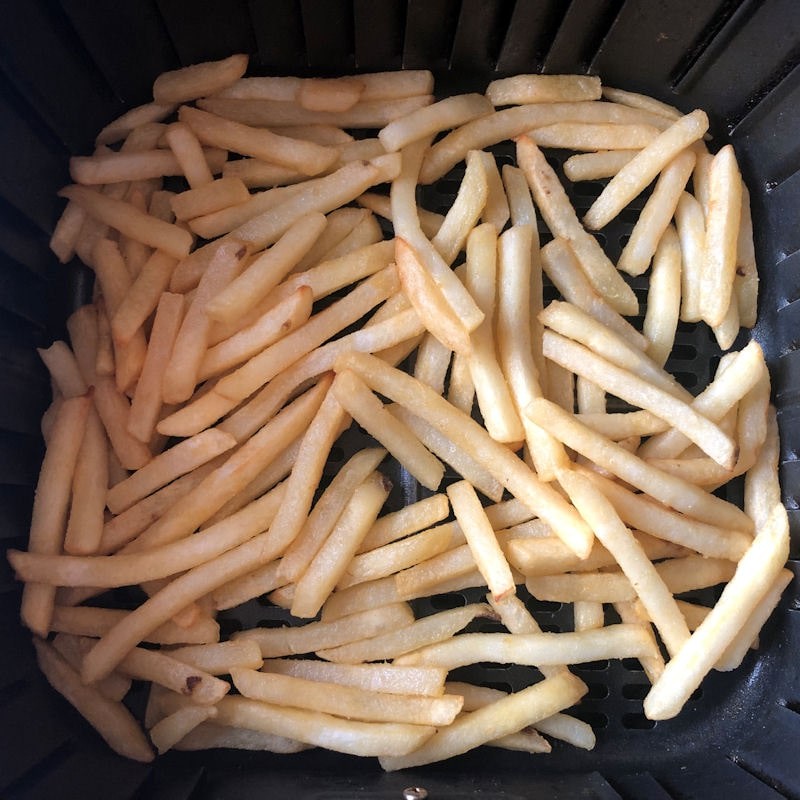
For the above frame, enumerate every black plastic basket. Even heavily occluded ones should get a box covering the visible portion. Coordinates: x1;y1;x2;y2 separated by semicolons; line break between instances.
1;1;800;798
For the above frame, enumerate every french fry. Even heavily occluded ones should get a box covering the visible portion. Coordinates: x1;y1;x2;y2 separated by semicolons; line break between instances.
232;667;462;726
465;223;525;443
517;136;637;315
643;225;682;366
336;351;594;558
64;409;108;555
413;332;451;394
745;406;781;529
542;330;736;468
170;176;250;220
205;212;326;325
167;640;264;675
162;239;249;404
358;192;444;239
735;185;758;328
613;601;665;683
262;659;446;697
175;722;308;753
617;149;695;276
563;150;638;181
317;604;493;664
33;638;153;762
164;122;215;188
37;341;87;397
379;93;492;152
153;53;249;104
476;150;510;231
525;398;752;531
236;603;414;658
699;145;744;328
96;102;177;146
291;471;391;618
149;706;218;755
448;480;516;601
446;351;476;414
211;559;284;611
60;184;193;260
602;86;682;121
50;200;86;263
358;494;450;553
645;504;789;720
530;122;660;150
297;76;364;112
558;469;690;657
51;634;131;702
487;74;602;105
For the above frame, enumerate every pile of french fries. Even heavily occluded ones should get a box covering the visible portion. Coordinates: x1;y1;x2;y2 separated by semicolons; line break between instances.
9;54;789;769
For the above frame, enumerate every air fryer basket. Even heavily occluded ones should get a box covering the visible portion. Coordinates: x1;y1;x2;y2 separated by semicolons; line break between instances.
1;1;799;798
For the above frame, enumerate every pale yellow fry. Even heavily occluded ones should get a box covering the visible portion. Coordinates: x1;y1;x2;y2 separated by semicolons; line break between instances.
388;405;504;502
199;285;312;382
232;668;462;726
69;147;226;185
674;191;706;322
466;223;525;443
358;494;450;553
162;239;248;404
176;722;308;753
313;207;382;261
558;469;690;657
59;184;193;260
336;352;595;557
358;192;443;239
119;646;229;705
171;176;250;220
213;695;434;757
574;601;605;631
50;200;86;263
166;640;263;675
476;150;510;231
643;224;682;366
391;138;484;331
317;603;493;664
542;330;736;468
199;94;433;129
700;145;744;328
382;672;586;769
526;557;735;603
736;185;758;328
33;638;153;762
575;411;668;439
395;625;656;670
294;207;372;270
264;385;348;572
487;74;601;105
497;224;567;479
563;150;638;181
540;238;646;349
211;559;283;611
205;212;326;325
153;53;248;104
745;406;780;529
235;603;414;658
395;237;472;355
613;602;665;683
277;448;387;584
291;472;390;618
431;150;489;265
413;332;451;394
262;659;446;697
9;482;285;588
64;409;108;555
637;339;766;460
163;121;215;187
150;706;217;755
379;93;492;152
582;468;750;561
446;351;476;415
602;86;682;121
618;149;695;276
583;110;709;230
645;504;789;720
96;102;177;146
37;341;87;397
112;250;178;347
530;122;659;150
517;137;637;315
127;292;184;444
421;101;672;184
340;523;458;590
21;394;91;636
297;76;364;112
525;397;752;532
51;634;131;702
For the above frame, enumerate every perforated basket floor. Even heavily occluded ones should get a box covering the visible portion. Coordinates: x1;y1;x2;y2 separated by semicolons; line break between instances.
1;2;800;799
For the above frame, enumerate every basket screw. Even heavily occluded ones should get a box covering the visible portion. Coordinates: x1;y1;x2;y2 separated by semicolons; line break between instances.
403;788;428;800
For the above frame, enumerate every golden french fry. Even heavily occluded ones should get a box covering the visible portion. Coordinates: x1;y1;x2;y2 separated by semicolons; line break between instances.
530;122;659;150
643;224;682;366
563;150;638;181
